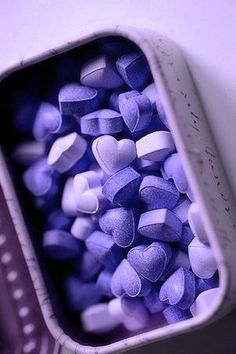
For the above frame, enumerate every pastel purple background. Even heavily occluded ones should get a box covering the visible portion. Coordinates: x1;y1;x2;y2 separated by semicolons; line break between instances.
0;1;236;353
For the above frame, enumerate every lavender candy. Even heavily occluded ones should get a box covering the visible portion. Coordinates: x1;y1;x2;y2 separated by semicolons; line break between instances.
176;226;194;253
80;55;123;89
144;284;167;313
47;132;87;173
188;202;209;244
92;135;137;175
173;196;191;224
127;242;172;282
96;270;114;298
190;288;220;317
118;90;153;132
74;250;102;281
138;209;182;242
111;259;151;298
188;237;217;279
64;275;101;312
139;175;179;211
58;83;100;115
163;306;191;324
102;167;141;206
160;267;196;310
23;157;53;197
86;231;123;270
43;229;81;261
12;141;46;166
99;207;138;248
163;153;189;194
70;216;95;240
136;131;175;162
81;303;120;334
61;178;78;216
33;102;62;141
116;51;151;90
80;109;124;137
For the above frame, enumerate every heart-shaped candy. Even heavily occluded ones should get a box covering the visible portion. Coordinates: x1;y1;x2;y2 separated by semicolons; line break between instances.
127;242;172;282
73;171;105;214
92;135;137;175
99;207;138;247
33;102;62;141
47;132;87;173
111;259;151;297
159;267;196;310
144;284;166;313
163;153;189;193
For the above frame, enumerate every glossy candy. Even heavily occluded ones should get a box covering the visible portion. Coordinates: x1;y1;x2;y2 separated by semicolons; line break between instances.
139;175;179;210
99;207;138;248
23;157;53;197
70;216;94;240
136;131;175;162
86;231;122;269
80;55;123;89
47;132;87;173
43;229;81;260
188;237;217;279
80;109;124;136
190;288;220;317
81;303;119;334
118;90;153;132
92;135;137;175
138;209;182;242
188;203;208;244
102;167;141;205
64;275;101;311
58;83;100;115
33;102;62;141
111;259;151;297
127;242;172;282
116;52;151;90
73;171;105;214
160;267;196;310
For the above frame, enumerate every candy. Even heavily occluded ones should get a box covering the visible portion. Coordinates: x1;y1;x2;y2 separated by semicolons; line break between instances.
81;303;119;333
73;171;105;214
80;109;124;136
111;259;151;297
190;288;220;317
96;270;114;298
176;226;194;252
12;141;46;166
61;178;78;216
188;202;208;244
43;229;81;260
70;216;94;240
92;135;137;175
108;90;122;111
102;167;141;205
99;207;138;248
80;55;123;89
138;159;162;172
58;83;100;115
33;102;62;141
139;176;179;210
162;249;190;280
136;131;175;162
127;242;172;282
138;209;182;242
195;274;219;295
23;157;53;197
47;209;73;230
116;52;151;90
144;284;167;313
163;306;191;324
47;132;87;173
159;267;196;310
64;275;101;311
118;91;152;132
173;196;191;224
75;250;102;281
188;237;217;279
163;153;189;194
86;231;122;269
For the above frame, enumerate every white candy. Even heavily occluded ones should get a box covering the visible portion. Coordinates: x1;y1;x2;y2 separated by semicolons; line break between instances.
61;178;78;216
81;303;119;334
188;203;208;243
190;288;220;317
188;237;217;279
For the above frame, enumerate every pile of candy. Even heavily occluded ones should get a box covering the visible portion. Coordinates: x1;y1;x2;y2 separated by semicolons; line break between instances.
12;38;219;336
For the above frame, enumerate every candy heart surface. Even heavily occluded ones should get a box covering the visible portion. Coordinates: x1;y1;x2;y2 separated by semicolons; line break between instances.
99;207;138;247
144;284;167;313
188;203;208;244
33;102;62;141
190;288;220;317
159;267;196;310
73;171;104;214
173;196;191;224
163;153;189;193
92;135;137;175
163;306;191;324
47;132;87;173
127;242;172;282
139;175;179;210
138;209;182;242
111;259;151;297
70;216;95;240
80;109;124;136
